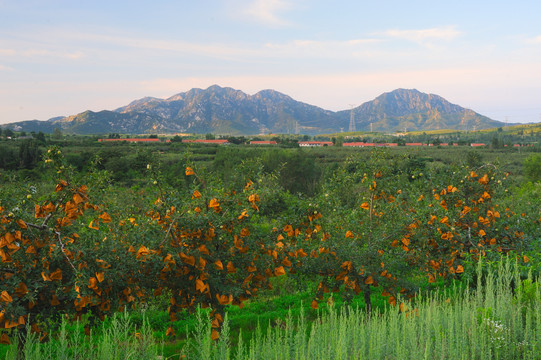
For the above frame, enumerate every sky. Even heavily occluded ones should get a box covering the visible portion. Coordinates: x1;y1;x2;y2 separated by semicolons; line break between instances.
1;0;541;125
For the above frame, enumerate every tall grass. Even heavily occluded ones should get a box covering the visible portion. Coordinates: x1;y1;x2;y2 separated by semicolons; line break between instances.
2;258;538;359
183;258;539;359
3;310;161;360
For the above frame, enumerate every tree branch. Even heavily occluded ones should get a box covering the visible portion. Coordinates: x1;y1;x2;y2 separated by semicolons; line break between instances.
24;213;53;231
476;163;497;171
22;215;77;271
160;210;186;246
55;231;76;271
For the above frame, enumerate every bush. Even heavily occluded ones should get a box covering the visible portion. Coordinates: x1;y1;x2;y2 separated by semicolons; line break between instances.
524;154;541;182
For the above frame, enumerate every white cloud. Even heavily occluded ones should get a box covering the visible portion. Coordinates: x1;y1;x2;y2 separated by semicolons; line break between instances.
381;26;461;43
1;30;257;64
0;64;13;71
24;29;384;63
266;38;381;49
525;35;541;44
0;48;16;56
261;38;383;60
46;31;265;61
240;0;294;27
22;49;85;60
0;36;86;61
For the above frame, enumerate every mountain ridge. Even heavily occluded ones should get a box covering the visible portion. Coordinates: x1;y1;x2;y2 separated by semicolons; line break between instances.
1;86;509;135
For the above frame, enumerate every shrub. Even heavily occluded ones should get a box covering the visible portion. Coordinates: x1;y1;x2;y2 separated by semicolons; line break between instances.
524;154;541;182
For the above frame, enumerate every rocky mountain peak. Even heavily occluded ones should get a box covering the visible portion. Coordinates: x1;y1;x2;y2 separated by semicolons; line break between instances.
1;87;506;135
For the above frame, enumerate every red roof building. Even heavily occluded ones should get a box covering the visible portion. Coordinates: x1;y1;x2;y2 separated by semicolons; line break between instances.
344;142;365;147
405;143;424;146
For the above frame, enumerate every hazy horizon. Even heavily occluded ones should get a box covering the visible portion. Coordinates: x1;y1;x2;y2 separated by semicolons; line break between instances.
1;0;541;125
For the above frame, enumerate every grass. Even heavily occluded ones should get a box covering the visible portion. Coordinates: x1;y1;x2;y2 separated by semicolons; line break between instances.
2;311;162;360
181;258;539;359
2;257;538;359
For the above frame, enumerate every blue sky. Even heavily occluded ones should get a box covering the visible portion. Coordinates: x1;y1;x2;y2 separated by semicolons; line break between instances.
1;0;541;125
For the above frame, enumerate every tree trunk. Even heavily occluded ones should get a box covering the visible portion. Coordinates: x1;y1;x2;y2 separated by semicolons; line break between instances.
16;326;28;360
363;287;372;313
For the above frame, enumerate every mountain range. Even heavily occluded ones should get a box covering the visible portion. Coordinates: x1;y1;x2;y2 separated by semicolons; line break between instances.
1;86;507;135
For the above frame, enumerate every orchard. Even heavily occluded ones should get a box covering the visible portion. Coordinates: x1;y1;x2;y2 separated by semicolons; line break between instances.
0;145;538;358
